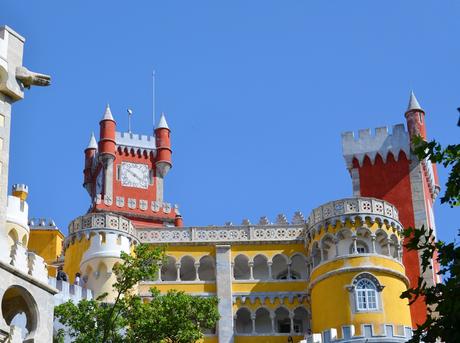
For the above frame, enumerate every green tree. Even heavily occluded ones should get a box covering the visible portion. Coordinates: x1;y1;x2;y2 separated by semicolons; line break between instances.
54;244;219;343
400;135;460;343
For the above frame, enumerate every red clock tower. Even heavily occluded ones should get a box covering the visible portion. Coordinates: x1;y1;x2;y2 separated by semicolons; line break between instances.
83;105;183;228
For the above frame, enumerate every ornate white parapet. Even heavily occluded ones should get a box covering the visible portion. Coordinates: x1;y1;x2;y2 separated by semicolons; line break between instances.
138;224;305;245
49;277;93;306
307;197;402;234
66;212;138;245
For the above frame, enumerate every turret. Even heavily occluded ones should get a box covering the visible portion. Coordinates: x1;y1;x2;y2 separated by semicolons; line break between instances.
98;105;116;200
99;104;116;158
154;113;172;177
405;91;427;140
83;132;97;194
63;212;139;301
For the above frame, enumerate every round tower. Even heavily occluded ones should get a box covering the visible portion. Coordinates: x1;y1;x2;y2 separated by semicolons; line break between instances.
154;112;172;178
405;91;427;140
306;197;412;342
63;212;139;302
6;184;29;247
83;132;97;194
99;104;116;157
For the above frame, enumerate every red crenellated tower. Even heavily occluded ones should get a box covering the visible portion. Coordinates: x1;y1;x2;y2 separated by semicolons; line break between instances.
341;91;441;328
83;105;182;228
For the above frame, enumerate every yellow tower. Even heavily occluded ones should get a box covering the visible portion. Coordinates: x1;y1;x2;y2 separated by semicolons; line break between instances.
28;218;65;277
306;197;412;342
63;212;139;301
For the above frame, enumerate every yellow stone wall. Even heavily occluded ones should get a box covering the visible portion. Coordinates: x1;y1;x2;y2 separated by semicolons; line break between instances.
28;229;64;277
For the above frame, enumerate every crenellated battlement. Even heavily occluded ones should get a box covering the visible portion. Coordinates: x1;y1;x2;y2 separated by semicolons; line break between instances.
116;131;156;153
7;241;49;284
49;277;93;306
305;323;412;343
6;195;28;228
28;217;58;230
342;124;410;169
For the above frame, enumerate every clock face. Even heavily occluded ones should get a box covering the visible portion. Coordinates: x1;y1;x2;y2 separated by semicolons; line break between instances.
120;162;149;189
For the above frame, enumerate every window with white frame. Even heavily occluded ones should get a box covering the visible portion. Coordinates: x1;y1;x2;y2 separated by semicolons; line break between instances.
355;278;378;310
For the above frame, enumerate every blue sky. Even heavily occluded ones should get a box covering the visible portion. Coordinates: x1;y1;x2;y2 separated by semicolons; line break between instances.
2;1;459;242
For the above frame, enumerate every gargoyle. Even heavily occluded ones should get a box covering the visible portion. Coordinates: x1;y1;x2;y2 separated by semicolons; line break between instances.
15;66;51;88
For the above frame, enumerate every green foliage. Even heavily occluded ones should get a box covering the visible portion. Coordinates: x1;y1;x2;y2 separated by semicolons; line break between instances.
124;288;219;343
54;244;219;343
399;135;460;342
412;136;460;207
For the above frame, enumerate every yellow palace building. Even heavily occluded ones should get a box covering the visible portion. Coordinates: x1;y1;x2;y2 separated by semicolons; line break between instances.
2;25;439;343
38;93;435;343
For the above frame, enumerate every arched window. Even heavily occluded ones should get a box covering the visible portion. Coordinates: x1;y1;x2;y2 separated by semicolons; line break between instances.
272;254;289;280
353;277;381;311
349;240;369;254
290;255;307;279
180;256;196;281
198;256;216;281
235;308;252;334
253;255;269;280
293;307;309;334
161;256;177;281
274;307;290;333
254;307;272;333
234;255;250;280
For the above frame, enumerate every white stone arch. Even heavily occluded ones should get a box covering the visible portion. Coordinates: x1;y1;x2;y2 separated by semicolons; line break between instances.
1;285;39;341
161;256;177;281
320;233;336;260
179;255;196;281
198;255;215;281
254;307;272;333
293;306;309;334
253;254;269;280
234;254;250;280
311;241;321;267
272;254;289;280
235;307;252;334
7;228;19;246
290;254;307;279
335;228;354;256
375;229;389;255
274;306;291;333
389;234;399;259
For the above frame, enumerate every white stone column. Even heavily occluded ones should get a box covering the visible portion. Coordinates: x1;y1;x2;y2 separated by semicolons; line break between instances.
370;234;376;253
267;261;273;280
287;262;292;280
157;262;162;281
386;240;392;257
334;238;339;257
248;261;254;280
270;312;276;333
251;313;256;334
216;245;234;343
289;312;295;334
352;235;358;254
175;262;181;281
194;262;200;281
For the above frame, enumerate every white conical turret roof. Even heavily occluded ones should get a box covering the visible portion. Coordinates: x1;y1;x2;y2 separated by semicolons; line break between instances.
157;112;169;129
407;91;423;111
102;104;114;121
86;132;97;150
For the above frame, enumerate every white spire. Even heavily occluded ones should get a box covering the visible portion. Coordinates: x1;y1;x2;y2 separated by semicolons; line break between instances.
86;132;97;150
157;112;169;129
102;104;114;121
407;91;423;111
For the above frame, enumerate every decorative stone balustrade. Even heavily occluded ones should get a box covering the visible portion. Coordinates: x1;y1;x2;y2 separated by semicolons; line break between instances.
307;197;402;234
67;212;138;240
138;224;305;245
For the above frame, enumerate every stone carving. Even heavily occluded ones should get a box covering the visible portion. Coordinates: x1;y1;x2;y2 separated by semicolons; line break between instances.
15;66;51;88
